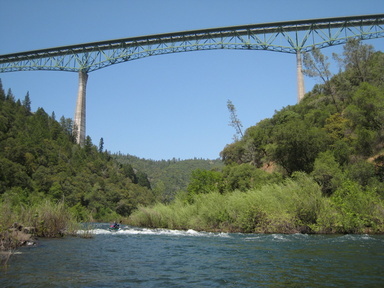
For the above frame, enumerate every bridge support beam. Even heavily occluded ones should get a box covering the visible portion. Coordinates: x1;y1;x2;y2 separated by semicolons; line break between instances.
296;50;305;102
74;70;88;146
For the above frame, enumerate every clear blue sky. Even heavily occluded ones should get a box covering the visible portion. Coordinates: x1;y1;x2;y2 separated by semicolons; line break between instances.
1;0;383;160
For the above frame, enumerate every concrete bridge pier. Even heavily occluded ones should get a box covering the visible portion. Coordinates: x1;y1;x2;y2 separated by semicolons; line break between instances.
296;50;305;102
74;70;88;146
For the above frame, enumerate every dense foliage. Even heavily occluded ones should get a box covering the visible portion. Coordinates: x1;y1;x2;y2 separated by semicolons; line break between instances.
129;40;384;233
114;154;223;203
0;85;155;221
129;173;384;233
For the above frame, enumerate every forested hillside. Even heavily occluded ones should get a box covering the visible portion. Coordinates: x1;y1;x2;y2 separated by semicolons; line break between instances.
1;39;384;234
0;86;155;221
220;39;384;191
114;154;223;203
129;40;384;234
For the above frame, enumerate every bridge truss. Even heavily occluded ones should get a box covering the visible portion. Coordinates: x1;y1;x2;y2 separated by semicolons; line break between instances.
1;14;383;145
1;14;383;73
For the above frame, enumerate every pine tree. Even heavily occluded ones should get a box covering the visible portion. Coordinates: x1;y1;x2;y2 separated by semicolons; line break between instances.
0;79;5;101
22;91;32;112
6;88;15;101
99;137;104;153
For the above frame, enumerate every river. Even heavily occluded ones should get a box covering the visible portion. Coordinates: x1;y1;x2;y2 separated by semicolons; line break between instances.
1;224;383;287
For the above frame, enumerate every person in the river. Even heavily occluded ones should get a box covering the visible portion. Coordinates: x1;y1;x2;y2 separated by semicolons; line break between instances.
111;221;119;229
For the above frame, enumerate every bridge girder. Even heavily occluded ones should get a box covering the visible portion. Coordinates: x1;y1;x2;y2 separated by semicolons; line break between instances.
0;14;383;73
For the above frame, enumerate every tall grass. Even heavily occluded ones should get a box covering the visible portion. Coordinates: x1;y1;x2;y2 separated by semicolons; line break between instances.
128;173;384;234
0;204;17;266
0;199;78;241
21;200;77;237
129;173;323;233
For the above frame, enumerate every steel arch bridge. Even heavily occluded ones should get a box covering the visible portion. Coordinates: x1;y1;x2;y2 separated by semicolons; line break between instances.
1;14;383;145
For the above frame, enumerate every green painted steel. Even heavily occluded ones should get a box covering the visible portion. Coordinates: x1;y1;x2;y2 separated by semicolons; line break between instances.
1;14;383;73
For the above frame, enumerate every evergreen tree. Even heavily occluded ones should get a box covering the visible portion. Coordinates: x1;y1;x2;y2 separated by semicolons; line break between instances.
136;171;151;189
84;136;93;154
99;137;104;153
6;88;15;101
0;79;5;101
22;91;32;112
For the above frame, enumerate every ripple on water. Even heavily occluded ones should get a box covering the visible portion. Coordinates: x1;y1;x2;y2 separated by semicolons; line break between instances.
2;226;383;287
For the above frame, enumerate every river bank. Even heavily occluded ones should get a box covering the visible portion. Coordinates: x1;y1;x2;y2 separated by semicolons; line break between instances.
0;223;37;265
0;200;81;266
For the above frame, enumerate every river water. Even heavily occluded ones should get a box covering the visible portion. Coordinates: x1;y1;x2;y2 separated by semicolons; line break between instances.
1;224;383;287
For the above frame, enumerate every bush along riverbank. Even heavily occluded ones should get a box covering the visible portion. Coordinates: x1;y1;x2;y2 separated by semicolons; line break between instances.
128;173;384;234
0;200;80;266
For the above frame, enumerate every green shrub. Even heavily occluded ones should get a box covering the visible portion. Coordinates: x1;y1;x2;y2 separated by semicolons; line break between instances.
130;173;328;233
29;200;76;237
187;169;223;200
190;192;230;230
328;181;384;233
129;173;384;234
